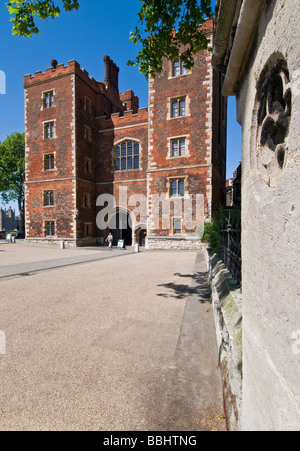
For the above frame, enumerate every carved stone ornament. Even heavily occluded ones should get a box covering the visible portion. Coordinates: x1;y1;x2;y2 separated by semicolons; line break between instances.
257;59;291;187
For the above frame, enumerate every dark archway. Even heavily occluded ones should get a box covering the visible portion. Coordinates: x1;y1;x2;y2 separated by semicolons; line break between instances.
135;226;147;246
109;211;132;246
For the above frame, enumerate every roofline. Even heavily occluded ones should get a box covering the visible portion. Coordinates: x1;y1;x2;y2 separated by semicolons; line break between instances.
213;0;267;96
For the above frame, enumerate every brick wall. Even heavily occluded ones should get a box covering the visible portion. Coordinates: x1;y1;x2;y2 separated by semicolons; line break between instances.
96;109;148;244
147;19;225;248
25;63;77;242
24;23;226;248
25;59;149;246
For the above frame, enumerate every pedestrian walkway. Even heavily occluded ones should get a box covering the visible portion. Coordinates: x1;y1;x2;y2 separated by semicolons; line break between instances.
0;246;225;431
0;242;135;280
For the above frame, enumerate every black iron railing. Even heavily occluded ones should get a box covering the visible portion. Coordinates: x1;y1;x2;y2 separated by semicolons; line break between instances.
220;223;242;287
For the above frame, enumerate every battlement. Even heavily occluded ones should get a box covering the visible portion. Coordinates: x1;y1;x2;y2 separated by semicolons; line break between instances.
24;60;105;93
97;107;148;129
120;89;139;114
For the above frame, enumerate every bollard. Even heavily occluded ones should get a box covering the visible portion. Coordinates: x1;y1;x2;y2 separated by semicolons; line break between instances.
134;243;139;253
60;240;65;249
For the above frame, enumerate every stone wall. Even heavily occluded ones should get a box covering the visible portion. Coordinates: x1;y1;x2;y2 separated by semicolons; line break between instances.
235;0;300;431
206;251;242;431
146;237;203;250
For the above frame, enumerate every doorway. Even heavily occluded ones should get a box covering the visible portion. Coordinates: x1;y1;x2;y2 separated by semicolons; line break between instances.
109;211;132;246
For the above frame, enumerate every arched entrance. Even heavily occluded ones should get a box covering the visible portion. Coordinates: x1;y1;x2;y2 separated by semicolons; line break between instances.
135;224;147;246
108;209;133;246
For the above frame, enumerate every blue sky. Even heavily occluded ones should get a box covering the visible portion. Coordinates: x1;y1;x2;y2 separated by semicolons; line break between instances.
0;0;241;213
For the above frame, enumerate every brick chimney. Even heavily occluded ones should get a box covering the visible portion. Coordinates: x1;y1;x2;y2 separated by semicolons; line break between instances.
51;59;58;70
103;55;119;92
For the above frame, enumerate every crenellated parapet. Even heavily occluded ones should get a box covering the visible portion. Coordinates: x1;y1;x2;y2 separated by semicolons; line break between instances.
24;60;106;94
96;107;148;129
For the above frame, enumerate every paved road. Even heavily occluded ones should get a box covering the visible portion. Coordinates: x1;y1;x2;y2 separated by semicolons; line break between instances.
0;243;225;431
0;242;135;279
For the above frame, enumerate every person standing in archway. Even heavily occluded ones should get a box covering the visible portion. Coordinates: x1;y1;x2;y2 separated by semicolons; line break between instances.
106;232;113;250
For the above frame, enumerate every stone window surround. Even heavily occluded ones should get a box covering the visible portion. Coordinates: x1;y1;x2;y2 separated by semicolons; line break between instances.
167;94;191;120
167;134;190;159
166;175;188;199
43;120;56;140
41;88;55;110
44;220;56;237
43;189;55;207
113;137;141;172
43;152;56;172
169;58;191;79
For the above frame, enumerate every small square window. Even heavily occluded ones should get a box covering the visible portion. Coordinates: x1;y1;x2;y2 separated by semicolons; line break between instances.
171;138;186;157
45;221;55;237
44;122;55;139
171;98;186;118
44;154;55;171
172;59;187;77
171;179;185;197
44;91;54;109
174;218;182;235
44;191;54;207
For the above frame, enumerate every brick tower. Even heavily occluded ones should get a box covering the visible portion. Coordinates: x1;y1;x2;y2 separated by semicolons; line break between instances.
147;19;227;249
24;19;226;248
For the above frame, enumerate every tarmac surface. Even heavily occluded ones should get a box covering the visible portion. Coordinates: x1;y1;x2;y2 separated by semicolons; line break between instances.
0;242;226;431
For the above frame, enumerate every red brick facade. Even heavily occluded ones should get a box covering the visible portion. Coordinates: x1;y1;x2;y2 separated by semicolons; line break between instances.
24;19;226;248
147;19;227;248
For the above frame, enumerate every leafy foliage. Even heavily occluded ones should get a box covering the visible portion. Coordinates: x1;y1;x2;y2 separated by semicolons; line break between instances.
6;1;213;78
202;207;241;255
6;0;79;37
202;210;224;254
0;132;25;229
128;0;214;78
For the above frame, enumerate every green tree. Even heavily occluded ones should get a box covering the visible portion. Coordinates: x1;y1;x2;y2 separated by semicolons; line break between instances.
6;0;79;37
128;0;213;77
7;0;213;77
0;132;25;231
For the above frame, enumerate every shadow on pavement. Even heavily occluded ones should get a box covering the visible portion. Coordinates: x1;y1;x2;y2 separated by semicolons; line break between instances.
157;271;212;302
